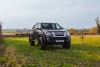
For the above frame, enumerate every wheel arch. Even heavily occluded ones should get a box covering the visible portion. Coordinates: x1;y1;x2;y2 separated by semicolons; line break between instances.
38;33;46;43
29;33;35;40
38;34;41;39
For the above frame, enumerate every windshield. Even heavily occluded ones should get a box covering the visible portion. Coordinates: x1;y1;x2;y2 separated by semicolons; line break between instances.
41;23;62;29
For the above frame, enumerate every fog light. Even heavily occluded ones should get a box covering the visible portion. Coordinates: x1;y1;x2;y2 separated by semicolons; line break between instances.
47;37;50;41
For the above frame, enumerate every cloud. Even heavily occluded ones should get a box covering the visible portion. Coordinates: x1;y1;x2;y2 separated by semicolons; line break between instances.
0;0;100;29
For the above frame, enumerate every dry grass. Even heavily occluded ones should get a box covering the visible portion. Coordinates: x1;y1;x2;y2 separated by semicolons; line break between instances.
3;46;20;67
0;45;5;55
3;45;28;67
5;46;16;57
2;33;16;35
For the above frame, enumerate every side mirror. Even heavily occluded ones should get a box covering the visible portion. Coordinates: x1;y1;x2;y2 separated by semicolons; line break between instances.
36;28;41;30
61;27;64;29
30;29;33;31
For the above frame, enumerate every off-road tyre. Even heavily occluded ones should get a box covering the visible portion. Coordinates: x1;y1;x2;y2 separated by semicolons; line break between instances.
29;35;35;46
38;37;46;50
62;41;70;49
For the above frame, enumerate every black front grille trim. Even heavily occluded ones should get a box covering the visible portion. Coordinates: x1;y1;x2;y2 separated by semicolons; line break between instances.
52;37;67;40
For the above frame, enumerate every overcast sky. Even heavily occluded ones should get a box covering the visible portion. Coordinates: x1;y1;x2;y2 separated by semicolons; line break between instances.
0;0;100;29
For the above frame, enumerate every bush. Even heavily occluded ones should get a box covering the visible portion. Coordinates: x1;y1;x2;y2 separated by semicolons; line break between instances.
15;33;28;37
0;23;2;43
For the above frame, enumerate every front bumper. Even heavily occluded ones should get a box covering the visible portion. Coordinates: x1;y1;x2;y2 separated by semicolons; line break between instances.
44;35;71;44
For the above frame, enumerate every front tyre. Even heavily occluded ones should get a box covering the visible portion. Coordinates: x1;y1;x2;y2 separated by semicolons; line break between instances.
29;36;35;46
38;37;46;50
62;41;71;49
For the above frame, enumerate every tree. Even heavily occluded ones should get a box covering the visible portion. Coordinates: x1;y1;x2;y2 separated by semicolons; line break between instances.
0;22;2;43
69;28;76;35
89;27;98;35
95;17;100;34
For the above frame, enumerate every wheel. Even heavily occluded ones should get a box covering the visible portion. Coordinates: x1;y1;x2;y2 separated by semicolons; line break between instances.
38;37;46;50
29;36;35;46
62;41;70;49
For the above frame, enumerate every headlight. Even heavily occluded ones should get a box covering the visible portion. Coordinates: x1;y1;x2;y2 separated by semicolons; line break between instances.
67;31;70;36
44;31;51;35
64;32;67;35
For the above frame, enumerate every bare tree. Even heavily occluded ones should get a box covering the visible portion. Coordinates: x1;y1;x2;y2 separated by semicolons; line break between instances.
0;21;2;43
95;17;100;34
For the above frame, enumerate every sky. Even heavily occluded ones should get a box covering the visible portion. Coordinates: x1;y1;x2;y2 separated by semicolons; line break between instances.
0;0;100;29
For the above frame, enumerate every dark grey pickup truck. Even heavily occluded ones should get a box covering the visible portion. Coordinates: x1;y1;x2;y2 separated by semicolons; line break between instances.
29;22;71;50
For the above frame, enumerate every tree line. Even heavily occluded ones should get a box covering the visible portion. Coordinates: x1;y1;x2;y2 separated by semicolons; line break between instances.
68;17;100;35
68;27;97;35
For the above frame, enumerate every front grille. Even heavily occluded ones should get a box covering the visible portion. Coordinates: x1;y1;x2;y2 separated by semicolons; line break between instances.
53;37;67;40
55;34;64;36
54;32;64;36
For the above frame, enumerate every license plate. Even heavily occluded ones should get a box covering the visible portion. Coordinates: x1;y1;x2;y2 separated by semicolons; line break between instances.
56;40;64;42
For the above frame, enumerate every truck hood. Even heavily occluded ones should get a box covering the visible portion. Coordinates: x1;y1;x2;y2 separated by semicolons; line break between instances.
42;29;68;32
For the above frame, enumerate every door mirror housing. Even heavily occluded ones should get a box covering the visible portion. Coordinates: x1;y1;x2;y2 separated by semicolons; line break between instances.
36;28;41;30
61;27;64;29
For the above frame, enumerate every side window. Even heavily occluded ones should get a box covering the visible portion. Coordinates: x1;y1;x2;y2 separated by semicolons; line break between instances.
52;24;55;29
56;24;61;29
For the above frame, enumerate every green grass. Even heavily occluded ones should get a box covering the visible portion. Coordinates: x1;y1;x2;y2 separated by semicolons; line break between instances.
0;36;100;67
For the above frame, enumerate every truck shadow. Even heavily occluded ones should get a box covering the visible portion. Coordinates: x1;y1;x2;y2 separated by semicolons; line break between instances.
46;45;63;51
34;43;63;50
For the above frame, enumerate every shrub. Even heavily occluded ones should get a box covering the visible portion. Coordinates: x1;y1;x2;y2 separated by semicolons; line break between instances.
15;33;28;37
0;23;2;43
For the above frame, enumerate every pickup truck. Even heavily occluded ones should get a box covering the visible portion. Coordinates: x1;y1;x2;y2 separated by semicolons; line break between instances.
29;22;71;50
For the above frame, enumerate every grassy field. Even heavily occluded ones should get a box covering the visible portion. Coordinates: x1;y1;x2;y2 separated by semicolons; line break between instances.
72;35;100;46
0;35;100;67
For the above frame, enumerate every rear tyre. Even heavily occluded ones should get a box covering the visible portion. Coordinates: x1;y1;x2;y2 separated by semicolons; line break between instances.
29;36;35;46
38;37;46;50
62;41;70;49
